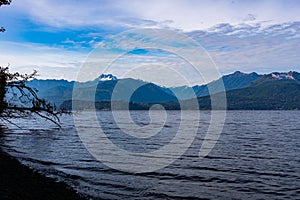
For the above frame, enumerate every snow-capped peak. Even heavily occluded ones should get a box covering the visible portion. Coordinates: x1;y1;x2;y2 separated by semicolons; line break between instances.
98;74;117;81
271;72;295;80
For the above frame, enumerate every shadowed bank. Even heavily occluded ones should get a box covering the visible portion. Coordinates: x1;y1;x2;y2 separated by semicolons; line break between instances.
0;127;86;200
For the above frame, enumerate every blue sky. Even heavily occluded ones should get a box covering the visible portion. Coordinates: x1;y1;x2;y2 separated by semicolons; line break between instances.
0;0;299;83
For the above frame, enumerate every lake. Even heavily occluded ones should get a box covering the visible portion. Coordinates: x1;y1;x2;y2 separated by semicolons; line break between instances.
1;111;300;199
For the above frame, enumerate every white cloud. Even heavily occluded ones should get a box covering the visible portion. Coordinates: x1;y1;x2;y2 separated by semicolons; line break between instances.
9;0;300;31
188;22;300;74
1;0;299;84
10;0;161;29
0;41;86;80
1;21;300;83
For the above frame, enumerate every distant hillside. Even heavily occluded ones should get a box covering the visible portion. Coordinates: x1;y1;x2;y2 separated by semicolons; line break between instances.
26;79;74;107
72;78;177;103
169;71;261;99
198;78;300;110
61;78;300;111
23;71;300;110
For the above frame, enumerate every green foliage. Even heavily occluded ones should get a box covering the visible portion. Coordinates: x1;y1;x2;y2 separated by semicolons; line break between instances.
224;79;300;110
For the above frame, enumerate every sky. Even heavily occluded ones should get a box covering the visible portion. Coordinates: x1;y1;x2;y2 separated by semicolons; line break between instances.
0;0;300;85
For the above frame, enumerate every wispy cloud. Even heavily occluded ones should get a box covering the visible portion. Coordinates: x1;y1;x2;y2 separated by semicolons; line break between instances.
8;0;163;29
188;22;300;74
0;41;86;80
0;0;299;84
5;0;300;31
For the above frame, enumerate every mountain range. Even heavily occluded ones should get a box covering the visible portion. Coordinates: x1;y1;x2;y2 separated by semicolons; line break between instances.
25;71;300;110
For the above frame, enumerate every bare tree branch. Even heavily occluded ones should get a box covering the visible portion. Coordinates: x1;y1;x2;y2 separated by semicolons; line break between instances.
1;66;67;127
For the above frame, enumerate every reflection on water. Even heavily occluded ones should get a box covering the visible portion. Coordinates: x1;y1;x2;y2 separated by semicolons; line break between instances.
1;111;300;199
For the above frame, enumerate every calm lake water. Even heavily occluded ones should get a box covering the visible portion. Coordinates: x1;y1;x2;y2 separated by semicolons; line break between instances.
1;111;300;199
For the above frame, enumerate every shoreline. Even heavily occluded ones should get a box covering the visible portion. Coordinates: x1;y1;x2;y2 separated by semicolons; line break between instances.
0;150;86;200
